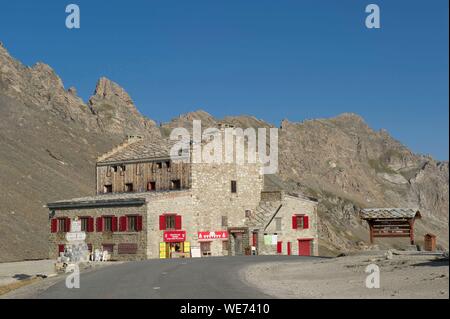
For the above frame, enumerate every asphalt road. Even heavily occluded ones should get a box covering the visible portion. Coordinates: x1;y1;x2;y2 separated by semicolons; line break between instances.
36;256;319;299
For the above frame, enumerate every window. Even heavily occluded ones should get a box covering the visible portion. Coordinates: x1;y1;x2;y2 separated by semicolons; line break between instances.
221;216;228;227
125;183;133;192
231;180;237;193
102;244;114;254
245;210;252;218
104;184;112;193
57;218;68;233
275;217;282;231
106;166;112;177
159;214;181;230
166;161;171;171
200;241;211;256
127;216;138;232
112;165;118;173
120;165;126;176
292;215;309;230
165;215;176;229
103;216;113;232
222;240;229;251
171;179;181;190
156;162;162;169
147;181;156;191
80;217;89;232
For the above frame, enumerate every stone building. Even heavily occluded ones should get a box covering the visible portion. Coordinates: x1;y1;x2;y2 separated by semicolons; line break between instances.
48;134;319;260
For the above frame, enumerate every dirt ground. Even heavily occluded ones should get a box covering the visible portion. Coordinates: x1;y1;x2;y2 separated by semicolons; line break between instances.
242;252;449;299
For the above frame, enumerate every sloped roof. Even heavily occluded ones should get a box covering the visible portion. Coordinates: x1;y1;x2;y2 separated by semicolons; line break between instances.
97;138;180;164
360;208;421;220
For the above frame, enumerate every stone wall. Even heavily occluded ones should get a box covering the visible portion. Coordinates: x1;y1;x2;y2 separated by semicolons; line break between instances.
49;203;148;261
190;161;264;256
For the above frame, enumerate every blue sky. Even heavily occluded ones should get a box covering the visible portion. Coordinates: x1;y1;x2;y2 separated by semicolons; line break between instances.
0;0;448;160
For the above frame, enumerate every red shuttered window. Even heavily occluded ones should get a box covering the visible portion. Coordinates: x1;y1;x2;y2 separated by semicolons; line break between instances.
292;215;297;229
51;219;57;233
87;217;94;232
119;216;127;232
96;217;103;232
111;216;118;232
175;215;182;230
65;217;71;232
292;215;310;230
303;216;309;229
58;244;65;254
136;215;143;231
159;215;166;230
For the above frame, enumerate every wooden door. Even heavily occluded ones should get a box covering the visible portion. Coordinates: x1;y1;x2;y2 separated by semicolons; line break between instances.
298;239;311;256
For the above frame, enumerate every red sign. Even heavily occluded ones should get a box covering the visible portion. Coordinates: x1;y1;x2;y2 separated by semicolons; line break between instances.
198;231;228;241
163;230;186;242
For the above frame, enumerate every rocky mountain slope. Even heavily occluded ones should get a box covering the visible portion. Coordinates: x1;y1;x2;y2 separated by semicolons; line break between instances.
0;41;448;261
0;42;161;261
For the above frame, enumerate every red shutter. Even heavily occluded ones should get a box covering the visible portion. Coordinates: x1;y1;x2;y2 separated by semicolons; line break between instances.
58;244;65;253
96;217;103;232
87;217;94;232
292;215;298;229
277;241;282;254
175;215;182;230
287;242;292;256
136;215;143;231
159;215;166;230
119;216;127;232
65;218;71;232
51;219;57;233
303;216;309;229
112;216;118;232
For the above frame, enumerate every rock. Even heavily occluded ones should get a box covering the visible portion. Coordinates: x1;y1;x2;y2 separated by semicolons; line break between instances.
385;250;394;260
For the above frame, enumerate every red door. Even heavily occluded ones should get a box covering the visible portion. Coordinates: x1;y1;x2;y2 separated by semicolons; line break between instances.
298;239;312;256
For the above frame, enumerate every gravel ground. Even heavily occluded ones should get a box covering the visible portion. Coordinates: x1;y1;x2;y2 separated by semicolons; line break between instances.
242;253;449;299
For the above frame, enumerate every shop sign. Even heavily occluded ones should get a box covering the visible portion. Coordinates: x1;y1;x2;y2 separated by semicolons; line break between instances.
163;230;186;242
198;231;228;240
66;232;86;241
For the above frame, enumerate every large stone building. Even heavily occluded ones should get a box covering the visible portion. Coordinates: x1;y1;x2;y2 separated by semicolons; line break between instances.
48;134;319;260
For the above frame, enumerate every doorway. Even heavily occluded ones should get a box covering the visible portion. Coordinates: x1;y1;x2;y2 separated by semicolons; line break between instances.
298;239;312;256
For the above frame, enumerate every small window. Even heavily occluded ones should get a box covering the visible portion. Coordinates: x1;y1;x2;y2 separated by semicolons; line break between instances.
165;215;176;230
275;217;282;231
231;180;237;193
222;240;229;251
104;184;112;193
125;183;133;192
147;181;156;191
102;244;114;254
166;161;171;171
121;165;126;171
171;179;181;190
127;216;138;232
80;217;89;232
156;162;162;169
200;241;211;256
296;215;304;229
106;166;112;177
245;210;252;218
112;166;118;173
103;217;113;232
221;216;228;227
57;218;67;233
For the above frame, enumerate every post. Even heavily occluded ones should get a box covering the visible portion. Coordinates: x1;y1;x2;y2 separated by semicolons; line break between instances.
369;222;374;244
409;219;415;245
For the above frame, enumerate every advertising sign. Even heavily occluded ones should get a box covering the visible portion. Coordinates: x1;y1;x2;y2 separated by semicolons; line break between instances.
198;231;228;240
159;242;166;259
163;230;186;242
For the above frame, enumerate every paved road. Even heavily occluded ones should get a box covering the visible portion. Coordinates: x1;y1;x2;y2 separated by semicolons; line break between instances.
36;256;319;298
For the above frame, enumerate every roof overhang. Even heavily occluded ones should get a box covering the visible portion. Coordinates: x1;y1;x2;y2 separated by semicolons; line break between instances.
47;198;146;210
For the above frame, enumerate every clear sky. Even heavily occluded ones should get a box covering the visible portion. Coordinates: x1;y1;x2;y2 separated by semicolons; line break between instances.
0;0;448;160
